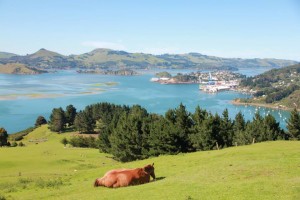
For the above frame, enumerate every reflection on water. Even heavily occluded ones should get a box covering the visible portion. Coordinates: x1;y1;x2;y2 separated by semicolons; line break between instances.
0;69;290;133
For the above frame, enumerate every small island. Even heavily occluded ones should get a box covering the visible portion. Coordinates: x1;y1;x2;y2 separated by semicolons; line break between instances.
77;69;139;76
0;63;47;75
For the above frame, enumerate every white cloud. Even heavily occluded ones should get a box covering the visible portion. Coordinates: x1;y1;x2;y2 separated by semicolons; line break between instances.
81;41;126;51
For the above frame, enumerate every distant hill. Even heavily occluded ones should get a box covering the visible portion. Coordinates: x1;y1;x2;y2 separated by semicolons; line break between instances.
236;63;300;110
0;52;18;59
1;49;78;70
0;63;47;74
0;48;298;70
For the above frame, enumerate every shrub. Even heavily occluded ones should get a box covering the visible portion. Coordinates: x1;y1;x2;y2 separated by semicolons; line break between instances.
61;137;68;146
18;142;25;147
11;141;18;147
35;116;47;127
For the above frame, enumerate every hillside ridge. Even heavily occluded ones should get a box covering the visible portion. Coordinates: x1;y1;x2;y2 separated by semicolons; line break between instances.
0;48;298;70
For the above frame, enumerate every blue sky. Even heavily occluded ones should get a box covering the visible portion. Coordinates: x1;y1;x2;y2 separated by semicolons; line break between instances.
0;0;299;60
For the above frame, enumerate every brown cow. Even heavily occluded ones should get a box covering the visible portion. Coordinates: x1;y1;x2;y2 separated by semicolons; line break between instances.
94;163;155;188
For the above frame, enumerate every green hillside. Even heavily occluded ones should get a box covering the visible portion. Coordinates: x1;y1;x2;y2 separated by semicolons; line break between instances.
0;125;299;200
1;49;78;70
0;52;18;59
237;63;300;110
0;63;47;74
0;48;297;70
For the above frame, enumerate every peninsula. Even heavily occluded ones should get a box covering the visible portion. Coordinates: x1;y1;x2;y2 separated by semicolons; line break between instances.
233;63;300;111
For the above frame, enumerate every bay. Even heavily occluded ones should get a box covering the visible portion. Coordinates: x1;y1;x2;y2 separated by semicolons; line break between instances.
0;68;289;133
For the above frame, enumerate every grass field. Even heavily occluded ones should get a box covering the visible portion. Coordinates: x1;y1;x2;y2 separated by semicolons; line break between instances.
0;125;299;200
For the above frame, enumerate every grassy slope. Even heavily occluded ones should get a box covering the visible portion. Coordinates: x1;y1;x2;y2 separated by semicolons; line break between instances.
0;125;299;200
0;52;18;59
0;63;42;74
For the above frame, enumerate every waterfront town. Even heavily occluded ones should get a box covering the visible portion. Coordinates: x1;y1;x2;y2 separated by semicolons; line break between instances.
151;71;245;93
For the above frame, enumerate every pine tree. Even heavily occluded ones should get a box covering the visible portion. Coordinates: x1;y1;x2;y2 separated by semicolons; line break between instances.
192;105;208;125
74;111;95;133
263;114;285;140
232;112;248;145
49;107;66;132
190;114;216;151
109;111;145;162
287;108;300;140
65;104;77;126
233;112;246;132
174;103;194;152
219;109;234;148
244;111;265;144
148;115;179;155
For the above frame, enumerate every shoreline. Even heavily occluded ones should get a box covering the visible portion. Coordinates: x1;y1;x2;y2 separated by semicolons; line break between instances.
231;99;299;112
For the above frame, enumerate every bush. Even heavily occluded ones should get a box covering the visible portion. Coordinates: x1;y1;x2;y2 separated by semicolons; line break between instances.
18;142;25;147
61;137;68;146
69;136;98;148
11;141;18;147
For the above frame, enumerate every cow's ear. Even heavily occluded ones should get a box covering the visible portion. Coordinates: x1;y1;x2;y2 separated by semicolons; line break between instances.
152;163;154;166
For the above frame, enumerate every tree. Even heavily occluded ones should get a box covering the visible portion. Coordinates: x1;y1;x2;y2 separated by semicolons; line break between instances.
263;114;285;140
49;107;66;132
35;116;47;127
0;127;8;146
65;104;77;126
287;108;300;140
233;112;246;133
74;111;95;133
148;114;179;155
109;106;150;162
219;109;234;148
232;112;249;145
173;103;194;152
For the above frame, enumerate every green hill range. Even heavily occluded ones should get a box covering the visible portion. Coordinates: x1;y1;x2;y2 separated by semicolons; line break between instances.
235;63;300;110
0;48;298;71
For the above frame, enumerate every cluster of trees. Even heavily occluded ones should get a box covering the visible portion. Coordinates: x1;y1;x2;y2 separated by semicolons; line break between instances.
0;127;26;147
46;102;300;162
265;85;299;103
96;103;291;161
48;105;77;132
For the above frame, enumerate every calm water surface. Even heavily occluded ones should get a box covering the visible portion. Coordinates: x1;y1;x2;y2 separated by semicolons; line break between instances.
0;68;289;133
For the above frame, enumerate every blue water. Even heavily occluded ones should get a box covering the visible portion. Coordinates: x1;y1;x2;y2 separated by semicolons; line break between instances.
0;68;290;133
